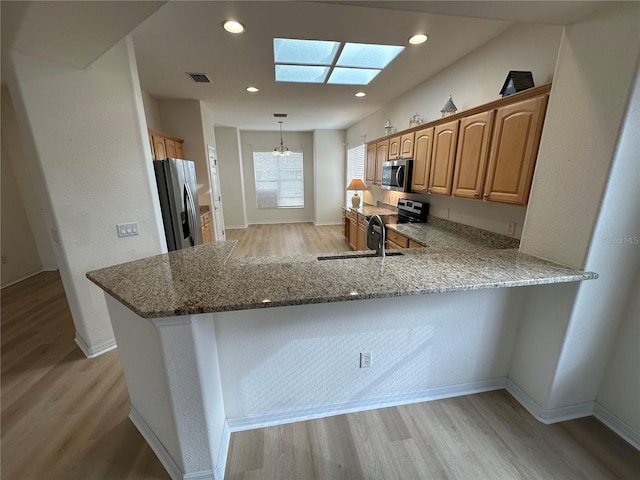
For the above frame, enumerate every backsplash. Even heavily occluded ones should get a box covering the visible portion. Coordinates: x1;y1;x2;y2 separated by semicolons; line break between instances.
427;215;520;249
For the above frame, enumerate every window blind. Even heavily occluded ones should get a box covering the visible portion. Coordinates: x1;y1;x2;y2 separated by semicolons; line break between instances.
253;151;304;208
346;144;365;188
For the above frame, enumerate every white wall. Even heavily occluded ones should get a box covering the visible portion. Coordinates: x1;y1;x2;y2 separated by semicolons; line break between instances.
8;37;165;356
596;267;640;434
313;130;345;225
1;134;42;287
347;23;562;235
215;288;524;419
1;86;57;273
158;99;213;210
240;130;315;224
214;126;247;229
141;89;163;131
509;3;640;422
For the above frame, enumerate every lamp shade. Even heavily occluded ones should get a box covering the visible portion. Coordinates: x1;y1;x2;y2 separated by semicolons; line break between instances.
347;179;368;191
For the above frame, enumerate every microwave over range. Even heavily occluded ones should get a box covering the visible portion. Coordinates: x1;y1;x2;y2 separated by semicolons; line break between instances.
381;158;412;192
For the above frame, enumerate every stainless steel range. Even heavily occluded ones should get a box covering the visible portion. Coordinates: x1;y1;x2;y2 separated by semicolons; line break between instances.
396;198;429;224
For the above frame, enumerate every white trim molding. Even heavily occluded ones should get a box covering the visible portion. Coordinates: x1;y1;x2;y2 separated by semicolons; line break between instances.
228;377;507;432
1;268;45;289
214;421;231;480
74;333;117;358
129;407;216;480
593;402;640;451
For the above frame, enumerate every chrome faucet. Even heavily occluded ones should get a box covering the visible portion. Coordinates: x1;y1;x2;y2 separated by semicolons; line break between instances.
366;215;386;258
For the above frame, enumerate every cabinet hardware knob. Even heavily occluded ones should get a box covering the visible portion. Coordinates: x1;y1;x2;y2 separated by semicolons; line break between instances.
483;193;489;198
473;192;479;197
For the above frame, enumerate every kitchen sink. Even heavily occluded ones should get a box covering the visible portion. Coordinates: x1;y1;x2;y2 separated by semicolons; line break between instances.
317;251;404;261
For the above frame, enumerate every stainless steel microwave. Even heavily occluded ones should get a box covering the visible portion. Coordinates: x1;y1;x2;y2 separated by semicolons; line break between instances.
382;159;412;192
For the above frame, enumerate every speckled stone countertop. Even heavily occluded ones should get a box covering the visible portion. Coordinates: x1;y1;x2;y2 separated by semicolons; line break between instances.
87;225;597;318
343;204;397;218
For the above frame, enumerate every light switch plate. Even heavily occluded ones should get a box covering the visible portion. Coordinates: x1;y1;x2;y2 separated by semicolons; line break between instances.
117;222;140;237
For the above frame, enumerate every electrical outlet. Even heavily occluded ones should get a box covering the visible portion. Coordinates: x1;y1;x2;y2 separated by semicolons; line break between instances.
506;221;516;236
360;352;372;368
443;208;450;219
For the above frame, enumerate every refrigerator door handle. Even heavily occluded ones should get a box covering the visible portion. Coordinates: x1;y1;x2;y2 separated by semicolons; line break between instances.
184;182;198;246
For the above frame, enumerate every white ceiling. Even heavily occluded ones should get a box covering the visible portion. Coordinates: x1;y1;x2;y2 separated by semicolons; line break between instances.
2;1;606;132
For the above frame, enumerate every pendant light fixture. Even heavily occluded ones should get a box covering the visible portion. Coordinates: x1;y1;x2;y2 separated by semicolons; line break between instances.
273;121;291;156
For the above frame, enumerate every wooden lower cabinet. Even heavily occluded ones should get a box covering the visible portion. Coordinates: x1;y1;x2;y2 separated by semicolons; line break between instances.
201;212;211;244
348;212;358;250
357;224;366;250
386;230;409;248
409;239;425;248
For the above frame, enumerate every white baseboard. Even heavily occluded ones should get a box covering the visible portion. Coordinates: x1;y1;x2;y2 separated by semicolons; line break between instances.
313;221;342;226
227;377;507;432
506;379;593;424
129;406;215;480
223;225;248;230
1;268;45;289
213;421;231;480
246;219;311;225
593;402;640;450
74;333;117;359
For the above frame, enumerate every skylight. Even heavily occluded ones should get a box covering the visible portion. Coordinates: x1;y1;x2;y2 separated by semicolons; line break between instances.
274;38;340;66
327;68;381;85
275;65;330;83
273;38;405;85
336;43;404;69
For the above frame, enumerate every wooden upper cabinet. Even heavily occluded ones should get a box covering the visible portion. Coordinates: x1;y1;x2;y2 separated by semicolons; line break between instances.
452;110;495;199
151;133;167;160
483;95;548;205
389;135;401;159
164;138;177;158
400;133;415;158
410;127;434;193
148;129;185;160
375;139;389;185
428;120;459;196
365;143;376;185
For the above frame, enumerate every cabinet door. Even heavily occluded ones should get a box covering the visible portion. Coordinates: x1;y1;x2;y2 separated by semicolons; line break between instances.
164;138;177;158
389;135;401;158
400;133;414;158
357;224;366;251
452;110;494;200
175;140;184;159
429;120;459;195
411;127;434;193
152;134;167;160
484;95;548;205
375;140;389;185
365;143;376;185
148;133;156;160
349;219;358;250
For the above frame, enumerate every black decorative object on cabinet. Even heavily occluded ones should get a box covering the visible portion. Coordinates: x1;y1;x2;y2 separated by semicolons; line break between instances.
500;71;535;97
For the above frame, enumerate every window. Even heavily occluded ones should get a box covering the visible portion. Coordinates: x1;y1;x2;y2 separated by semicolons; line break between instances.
346;144;365;194
253;151;304;208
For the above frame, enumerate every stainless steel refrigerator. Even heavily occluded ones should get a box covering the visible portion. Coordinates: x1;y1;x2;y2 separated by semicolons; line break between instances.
153;158;202;251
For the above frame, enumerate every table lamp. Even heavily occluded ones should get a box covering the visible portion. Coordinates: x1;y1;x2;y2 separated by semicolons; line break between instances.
347;179;368;209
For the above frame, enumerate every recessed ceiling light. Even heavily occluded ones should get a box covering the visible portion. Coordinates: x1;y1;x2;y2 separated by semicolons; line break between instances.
246;86;259;93
409;34;428;45
223;20;245;33
355;92;366;97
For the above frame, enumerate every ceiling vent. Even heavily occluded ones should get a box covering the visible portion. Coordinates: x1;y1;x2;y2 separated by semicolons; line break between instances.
186;72;212;83
273;113;288;118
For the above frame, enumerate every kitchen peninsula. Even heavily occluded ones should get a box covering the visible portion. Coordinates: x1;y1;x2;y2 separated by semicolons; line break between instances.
87;234;596;480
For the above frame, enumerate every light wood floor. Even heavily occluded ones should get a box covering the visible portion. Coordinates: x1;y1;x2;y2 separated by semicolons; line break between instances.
225;223;351;258
2;224;639;479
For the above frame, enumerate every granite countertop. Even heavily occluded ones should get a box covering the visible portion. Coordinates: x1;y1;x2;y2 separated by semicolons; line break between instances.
343;204;397;218
87;224;597;318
